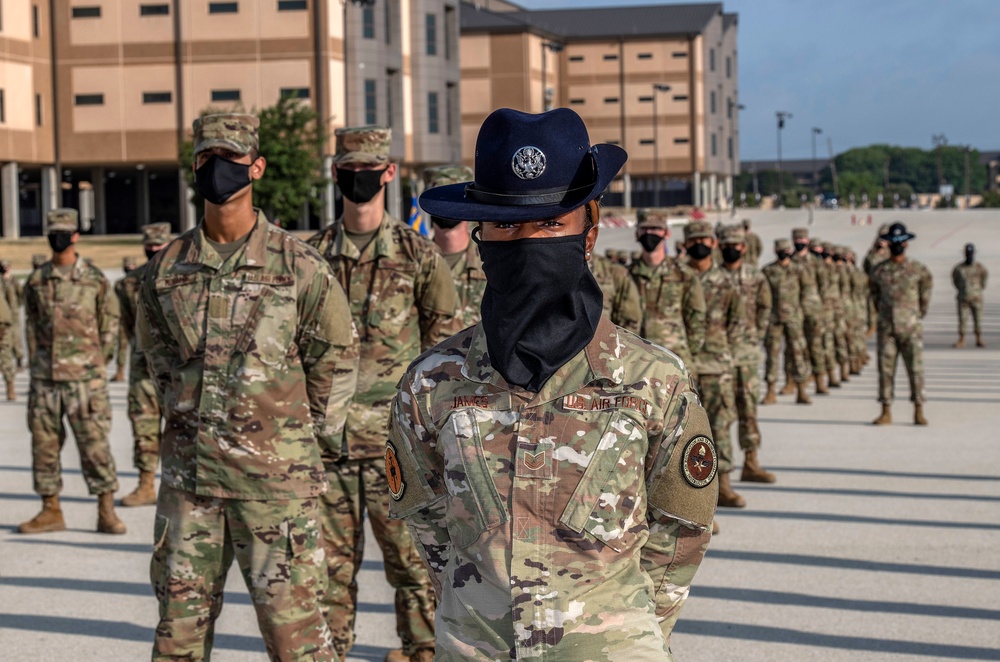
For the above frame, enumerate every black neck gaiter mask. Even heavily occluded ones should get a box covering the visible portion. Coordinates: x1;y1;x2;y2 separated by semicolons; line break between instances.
195;155;253;205
889;243;906;257
474;228;603;393
337;167;386;204
638;233;664;253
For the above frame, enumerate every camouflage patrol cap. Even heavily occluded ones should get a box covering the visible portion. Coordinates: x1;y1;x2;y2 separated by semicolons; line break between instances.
0;259;10;270
47;208;79;233
809;238;824;250
141;222;172;246
636;208;669;229
684;220;715;241
822;241;835;254
741;218;752;229
122;256;138;271
423;164;473;189
31;254;47;268
192;113;259;156
775;238;792;252
878;223;891;236
334;126;391;165
718;224;746;245
791;228;809;240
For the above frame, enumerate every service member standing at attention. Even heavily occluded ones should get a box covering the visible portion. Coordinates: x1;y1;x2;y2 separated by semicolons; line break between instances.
391;107;717;661
1;258;25;371
111;257;138;382
17;208;125;535
741;218;763;267
790;228;828;395
138;114;357;661
0;259;20;400
870;222;932;426
426;164;486;330
952;243;988;348
589;249;643;333
761;239;812;405
115;224;171;507
308;127;453;662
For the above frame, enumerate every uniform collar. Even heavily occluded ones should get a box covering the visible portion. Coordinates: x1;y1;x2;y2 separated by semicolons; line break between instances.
327;211;398;262
182;209;268;271
46;255;88;281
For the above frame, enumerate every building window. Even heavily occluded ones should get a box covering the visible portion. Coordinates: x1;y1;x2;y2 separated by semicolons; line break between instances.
444;5;455;60
639;139;654;145
0;89;5;123
674;138;689;144
36;93;43;125
672;51;687;58
726;55;731;78
673;94;688;101
75;93;105;105
726;97;731;118
140;4;170;15
446;82;456;135
277;0;307;10
425;14;437;56
637;53;652;60
72;6;101;18
709;48;715;71
364;79;376;124
728;136;733;159
32;5;39;37
362;6;374;38
602;54;617;61
208;2;238;14
280;87;310;99
211;89;240;102
711;133;717;156
638;96;653;103
428;91;439;134
569;55;584;62
604;97;618;104
386;70;397;127
569;98;585;105
605;140;620;145
710;91;716;114
384;2;392;44
143;91;172;103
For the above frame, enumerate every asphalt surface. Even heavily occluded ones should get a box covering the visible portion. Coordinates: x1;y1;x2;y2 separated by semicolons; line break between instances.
1;209;998;661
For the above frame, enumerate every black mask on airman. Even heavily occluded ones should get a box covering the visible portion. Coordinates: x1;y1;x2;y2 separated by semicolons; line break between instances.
965;245;975;265
776;250;792;261
196;154;253;205
638;233;664;253
889;243;906;256
721;246;743;264
337;167;386;204
48;231;75;254
794;241;810;253
687;243;713;261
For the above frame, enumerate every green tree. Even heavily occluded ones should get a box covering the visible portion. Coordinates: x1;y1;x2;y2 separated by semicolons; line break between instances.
180;96;328;228
817;144;986;196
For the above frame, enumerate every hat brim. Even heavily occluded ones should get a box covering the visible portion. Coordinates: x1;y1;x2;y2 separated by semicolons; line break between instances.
882;233;915;243
333;154;389;166
194;139;252;156
419;144;627;223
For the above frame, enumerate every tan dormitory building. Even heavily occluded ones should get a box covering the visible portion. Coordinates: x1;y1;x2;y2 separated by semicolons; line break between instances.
0;0;461;238
460;1;739;209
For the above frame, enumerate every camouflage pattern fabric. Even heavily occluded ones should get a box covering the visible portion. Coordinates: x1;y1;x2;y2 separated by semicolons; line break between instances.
423;164;473;189
388;317;717;660
0;282;13;388
334;126;391;165
150;485;335;661
113;274;132;373
870;257;933;404
952;261;988;335
792;251;826;375
47;208;79;232
137;210;360;500
442;241;486;330
193;113;259;156
143;222;173;246
850;264;870;358
629;256;706;373
318;458;436;658
724;263;771;450
589;253;642;333
761;259;810;384
2;272;24;364
745;230;763;267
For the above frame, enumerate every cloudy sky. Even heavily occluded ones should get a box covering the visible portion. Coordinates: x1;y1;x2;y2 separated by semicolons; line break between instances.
516;0;998;160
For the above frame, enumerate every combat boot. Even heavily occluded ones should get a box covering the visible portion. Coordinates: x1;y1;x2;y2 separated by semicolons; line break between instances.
97;492;127;534
872;404;892;425
914;404;928;426
850;358;861;375
385;649;435;662
16;495;66;534
717;472;746;508
762;383;778;405
976;333;986;348
796;382;812;405
6;382;15;401
779;381;796;396
953;335;965;349
828;369;841;388
712;520;719;535
814;373;829;395
120;470;157;507
740;450;776;483
840;362;851;383
112;365;125;382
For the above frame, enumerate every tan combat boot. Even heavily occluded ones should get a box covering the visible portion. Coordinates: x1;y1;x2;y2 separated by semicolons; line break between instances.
6;382;15;401
17;495;66;534
120;471;157;507
779;379;796;396
872;404;892;425
850;358;861;375
840;362;851;383
740;450;776;483
814;372;829;395
112;365;125;382
828;369;841;388
712;519;720;535
976;333;986;348
385;650;435;662
796;382;813;405
97;492;127;534
762;383;778;405
953;335;965;349
914;404;928;426
717;472;747;508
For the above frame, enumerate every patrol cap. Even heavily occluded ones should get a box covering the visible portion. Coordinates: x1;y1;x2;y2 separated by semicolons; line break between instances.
822;241;835;254
684;220;715;241
809;237;824;250
334;126;391;165
775;238;792;252
881;222;915;244
718;224;746;245
0;259;10;270
31;254;47;268
636;208;669;229
792;228;809;241
122;256;138;271
423;164;473;190
741;218;752;229
47;208;79;233
141;222;172;246
193;113;259;156
877;223;891;236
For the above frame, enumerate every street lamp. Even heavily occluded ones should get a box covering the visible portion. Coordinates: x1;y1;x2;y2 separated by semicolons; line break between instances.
652;83;670;206
811;127;822;196
775;111;792;203
728;99;745;214
541;41;563;112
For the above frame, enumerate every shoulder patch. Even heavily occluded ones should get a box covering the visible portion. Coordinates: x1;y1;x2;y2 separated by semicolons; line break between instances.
385;442;405;501
681;436;717;488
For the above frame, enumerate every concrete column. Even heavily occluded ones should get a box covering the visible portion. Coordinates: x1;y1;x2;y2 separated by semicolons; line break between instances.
709;173;718;208
91;167;107;235
692;171;701;207
622;173;632;210
135;168;150;230
1;162;20;239
40;166;60;217
387;174;402;221
178;168;196;232
322;155;336;228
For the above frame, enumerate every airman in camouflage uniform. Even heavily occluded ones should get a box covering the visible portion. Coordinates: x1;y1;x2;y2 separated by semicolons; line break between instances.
111;257;138;382
761;239;812;405
848;248;871;371
24;255;47;361
629;209;706;374
864;224;891;334
719;225;776;483
810;238;842;389
0;271;12;399
116;225;171;507
590;250;642;332
686;220;747;508
17;208;125;536
0;258;22;399
741;218;763;267
870;222;932;426
138;114;355;661
791;228;828;394
391;107;717;660
952;242;988;348
308;126;452;662
820;240;850;386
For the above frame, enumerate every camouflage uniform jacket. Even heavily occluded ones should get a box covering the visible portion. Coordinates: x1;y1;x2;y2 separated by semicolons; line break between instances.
852;266;869;324
762;260;805;325
952;262;988;303
693;265;746;376
629;256;706;372
870;258;933;336
24;257;119;382
307;211;457;460
864;245;890;277
745;231;763;267
388;317;717;660
0;281;11;326
137;211;360;500
724;263;771;366
443;241;486;330
115;265;148;378
2;275;19;324
791;252;822;317
589;253;642;333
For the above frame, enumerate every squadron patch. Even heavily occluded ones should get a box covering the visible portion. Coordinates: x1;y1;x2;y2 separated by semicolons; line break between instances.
681;436;717;488
385;443;405;501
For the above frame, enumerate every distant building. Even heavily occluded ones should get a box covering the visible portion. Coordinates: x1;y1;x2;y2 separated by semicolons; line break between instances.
741;158;832;190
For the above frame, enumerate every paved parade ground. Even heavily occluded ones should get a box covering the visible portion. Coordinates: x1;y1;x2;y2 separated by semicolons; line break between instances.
1;209;999;661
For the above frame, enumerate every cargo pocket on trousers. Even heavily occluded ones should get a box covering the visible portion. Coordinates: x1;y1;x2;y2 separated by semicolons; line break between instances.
150;514;170;602
283;513;324;604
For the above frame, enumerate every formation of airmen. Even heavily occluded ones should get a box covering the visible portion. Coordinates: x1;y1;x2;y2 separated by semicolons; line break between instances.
0;106;987;661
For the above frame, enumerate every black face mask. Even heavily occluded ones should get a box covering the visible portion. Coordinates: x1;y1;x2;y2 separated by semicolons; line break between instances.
431;216;463;230
776;250;792;261
965;250;975;265
794;241;810;253
889;243;906;256
145;247;159;261
687;243;713;261
721;246;743;264
337;167;386;204
195;154;253;205
638;233;664;253
474;228;603;393
48;231;75;254
811;250;824;260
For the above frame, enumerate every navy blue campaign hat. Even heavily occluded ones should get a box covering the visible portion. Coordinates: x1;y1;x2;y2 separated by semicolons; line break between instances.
419;107;627;223
881;222;915;243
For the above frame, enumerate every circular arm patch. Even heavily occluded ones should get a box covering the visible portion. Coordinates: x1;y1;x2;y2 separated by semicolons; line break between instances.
385;443;406;501
681;436;717;488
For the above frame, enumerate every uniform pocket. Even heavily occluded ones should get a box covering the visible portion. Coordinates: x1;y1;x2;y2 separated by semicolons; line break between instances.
155;274;205;362
366;262;417;338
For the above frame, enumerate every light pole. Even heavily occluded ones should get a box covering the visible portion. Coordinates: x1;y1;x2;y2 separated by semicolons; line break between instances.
727;99;744;214
652;83;670;206
541;41;563;112
811;127;822;196
776;111;792;203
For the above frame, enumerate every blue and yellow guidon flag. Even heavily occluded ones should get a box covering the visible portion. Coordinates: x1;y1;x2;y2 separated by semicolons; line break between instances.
408;196;429;236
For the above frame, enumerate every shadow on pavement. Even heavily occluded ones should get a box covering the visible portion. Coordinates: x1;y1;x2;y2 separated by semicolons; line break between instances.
766;466;1000;481
719;509;998;530
735;484;1000;502
705;549;1000;580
